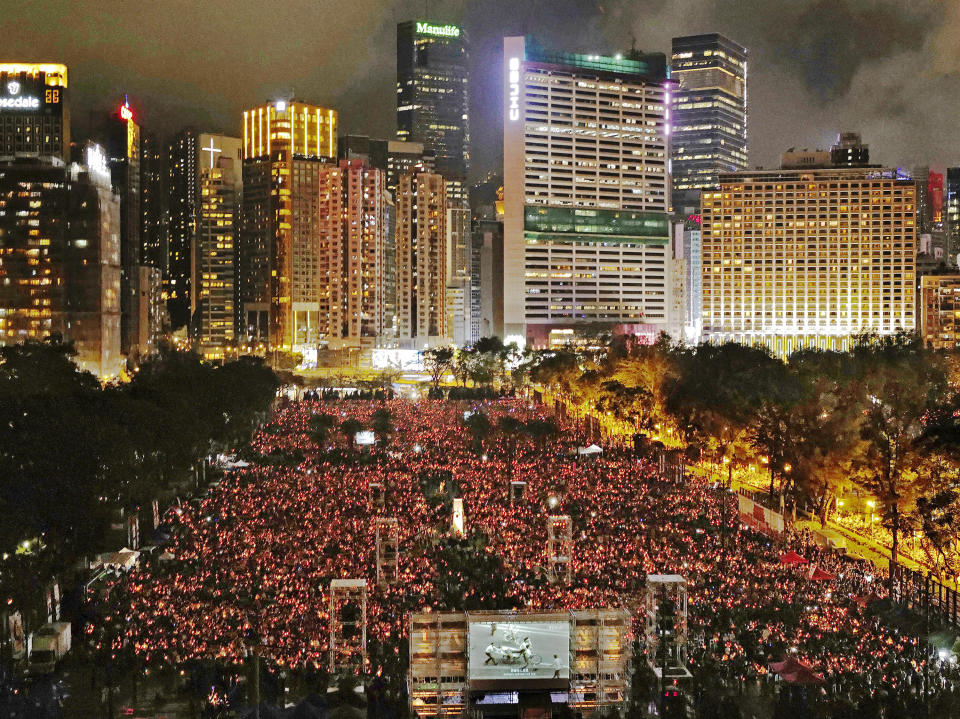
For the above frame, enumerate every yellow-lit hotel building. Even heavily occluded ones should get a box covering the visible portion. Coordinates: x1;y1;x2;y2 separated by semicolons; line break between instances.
239;100;337;351
701;167;916;357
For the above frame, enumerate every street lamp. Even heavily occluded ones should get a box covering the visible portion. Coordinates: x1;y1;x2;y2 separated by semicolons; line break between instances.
867;499;876;525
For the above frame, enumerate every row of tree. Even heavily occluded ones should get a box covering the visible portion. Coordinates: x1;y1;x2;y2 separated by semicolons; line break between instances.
308;407;394;449
0;341;278;609
524;332;960;585
423;337;522;392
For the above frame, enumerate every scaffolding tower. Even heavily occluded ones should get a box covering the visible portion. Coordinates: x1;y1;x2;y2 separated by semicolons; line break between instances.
376;518;400;585
369;482;385;509
645;574;691;681
547;515;573;584
329;578;368;674
510;480;527;504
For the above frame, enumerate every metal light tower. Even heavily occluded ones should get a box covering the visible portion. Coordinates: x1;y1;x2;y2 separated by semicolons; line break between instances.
329;579;368;674
547;515;573;584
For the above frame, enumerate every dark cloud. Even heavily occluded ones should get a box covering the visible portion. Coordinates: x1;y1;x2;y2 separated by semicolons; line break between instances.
0;0;956;176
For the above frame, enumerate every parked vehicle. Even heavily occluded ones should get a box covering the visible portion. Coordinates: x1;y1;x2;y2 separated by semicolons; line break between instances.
26;622;71;675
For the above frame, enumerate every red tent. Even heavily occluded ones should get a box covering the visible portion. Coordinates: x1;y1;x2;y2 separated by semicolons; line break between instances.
769;656;805;674
808;566;835;581
770;656;825;685
852;591;883;606
781;666;826;685
779;551;809;566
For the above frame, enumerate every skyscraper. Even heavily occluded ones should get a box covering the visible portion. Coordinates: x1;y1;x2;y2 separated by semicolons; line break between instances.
396;171;448;345
701;167;916;356
830;132;870;167
338;135;435;196
196;154;238;359
0;63;69;161
100;98;162;360
946;168;960;264
502;36;677;346
0;149;122;377
139;129;167;271
397;21;470;179
316;159;386;349
166;128;198;329
240;100;337;351
670;34;748;217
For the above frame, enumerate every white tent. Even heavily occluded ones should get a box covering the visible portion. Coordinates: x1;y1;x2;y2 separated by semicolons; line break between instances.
577;444;604;456
106;548;140;571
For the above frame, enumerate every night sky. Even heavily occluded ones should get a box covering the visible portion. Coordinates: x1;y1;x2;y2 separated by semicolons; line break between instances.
4;0;958;179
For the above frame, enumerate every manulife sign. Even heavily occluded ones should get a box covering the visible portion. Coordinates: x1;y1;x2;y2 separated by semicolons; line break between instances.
416;22;460;38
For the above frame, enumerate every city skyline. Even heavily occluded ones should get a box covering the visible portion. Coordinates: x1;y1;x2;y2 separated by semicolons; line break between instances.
2;1;958;181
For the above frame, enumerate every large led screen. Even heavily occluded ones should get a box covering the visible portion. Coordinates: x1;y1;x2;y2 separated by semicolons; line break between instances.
468;621;570;689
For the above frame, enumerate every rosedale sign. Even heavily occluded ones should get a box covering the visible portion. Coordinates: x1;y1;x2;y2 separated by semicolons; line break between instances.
416;22;460;38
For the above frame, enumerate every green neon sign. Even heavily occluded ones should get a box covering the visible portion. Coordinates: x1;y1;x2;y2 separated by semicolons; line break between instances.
416;22;460;38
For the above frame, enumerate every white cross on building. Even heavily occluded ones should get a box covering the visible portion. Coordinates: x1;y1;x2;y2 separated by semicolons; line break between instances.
202;138;222;169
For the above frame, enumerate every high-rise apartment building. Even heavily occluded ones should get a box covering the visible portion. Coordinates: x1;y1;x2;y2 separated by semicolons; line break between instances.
947;168;960;264
670;34;747;217
140;130;166;271
918;275;960;350
100;98;160;360
0;149;122;377
0;64;69;161
683;222;702;337
196;155;237;359
383;191;398;339
315;159;386;349
338;135;435;196
397;21;470;179
503;36;676;346
166;128;198;329
701;167;916;356
397;171;448;345
240;100;337;351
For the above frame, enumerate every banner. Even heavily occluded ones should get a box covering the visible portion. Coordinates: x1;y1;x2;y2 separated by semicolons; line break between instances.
737;494;785;535
8;611;24;658
127;513;140;549
152;499;160;529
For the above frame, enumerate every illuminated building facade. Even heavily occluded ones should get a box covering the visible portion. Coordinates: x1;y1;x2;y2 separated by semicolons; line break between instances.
396;171;448;345
701;168;916;356
918;275;960;350
240;100;337;351
502;36;675;346
316;159;386;349
338;135;434;196
947;167;960;264
99;98;162;360
0;151;122;377
670;34;747;217
167;128;198;328
139;130;166;271
0;63;69;161
397;21;470;179
196;155;237;359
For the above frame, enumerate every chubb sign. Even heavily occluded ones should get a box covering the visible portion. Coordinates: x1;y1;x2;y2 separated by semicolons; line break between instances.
416;22;460;38
507;57;520;121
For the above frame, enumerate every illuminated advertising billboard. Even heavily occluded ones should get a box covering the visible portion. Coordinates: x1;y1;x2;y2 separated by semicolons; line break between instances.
468;620;570;690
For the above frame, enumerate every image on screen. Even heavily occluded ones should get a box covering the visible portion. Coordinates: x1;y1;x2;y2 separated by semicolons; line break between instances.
469;621;569;686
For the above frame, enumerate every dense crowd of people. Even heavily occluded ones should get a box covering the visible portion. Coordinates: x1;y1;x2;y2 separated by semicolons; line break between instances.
106;397;960;715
